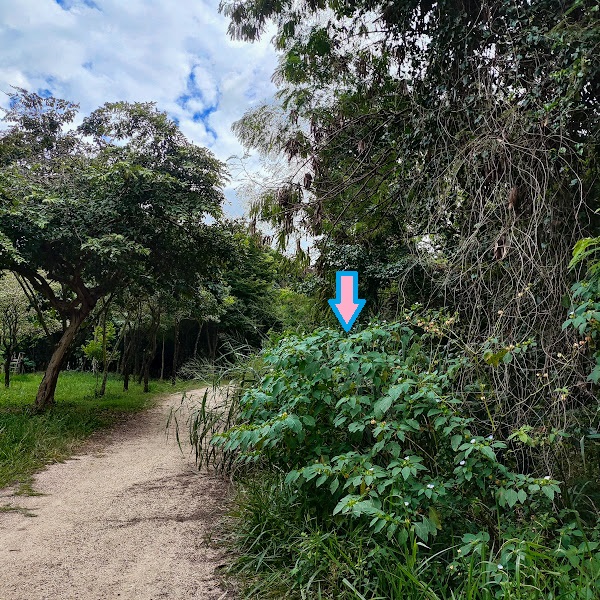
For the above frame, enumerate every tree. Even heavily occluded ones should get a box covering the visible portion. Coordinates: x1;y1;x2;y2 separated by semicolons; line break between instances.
0;272;59;387
0;273;30;387
216;224;282;348
0;90;230;411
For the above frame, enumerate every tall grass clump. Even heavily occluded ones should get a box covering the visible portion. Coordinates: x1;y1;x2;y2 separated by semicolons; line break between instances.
170;338;264;473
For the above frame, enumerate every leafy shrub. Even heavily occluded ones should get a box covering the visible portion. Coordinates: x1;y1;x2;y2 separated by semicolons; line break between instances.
215;315;560;545
564;236;600;383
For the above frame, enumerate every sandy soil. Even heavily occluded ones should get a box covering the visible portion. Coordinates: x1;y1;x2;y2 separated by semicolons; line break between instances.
0;389;233;600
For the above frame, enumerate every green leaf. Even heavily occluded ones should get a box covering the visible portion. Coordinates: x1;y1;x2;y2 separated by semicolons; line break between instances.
587;364;600;384
302;415;316;427
480;446;497;461
286;414;302;433
405;419;420;431
504;488;518;508
413;519;430;542
483;349;507;367
373;395;393;417
542;486;555;501
429;506;442;530
569;237;600;269
285;470;300;485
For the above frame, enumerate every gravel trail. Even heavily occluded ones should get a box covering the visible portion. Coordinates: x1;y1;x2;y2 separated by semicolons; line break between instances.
0;389;231;600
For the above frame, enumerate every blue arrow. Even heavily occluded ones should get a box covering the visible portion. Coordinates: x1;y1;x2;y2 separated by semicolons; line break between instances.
328;271;366;332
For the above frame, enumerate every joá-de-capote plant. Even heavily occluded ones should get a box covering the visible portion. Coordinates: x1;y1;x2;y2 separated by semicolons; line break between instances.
213;313;561;545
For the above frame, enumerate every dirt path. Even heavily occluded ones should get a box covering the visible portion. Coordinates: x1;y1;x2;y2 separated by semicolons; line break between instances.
0;389;232;600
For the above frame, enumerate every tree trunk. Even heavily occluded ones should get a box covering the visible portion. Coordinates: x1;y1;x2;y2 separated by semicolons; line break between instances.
100;310;107;376
210;325;218;362
133;347;141;381
171;319;180;385
143;329;158;394
3;348;10;388
143;362;150;392
205;322;213;362
122;336;134;391
99;323;126;398
119;332;127;375
34;309;88;413
142;322;159;393
193;322;203;359
160;333;165;381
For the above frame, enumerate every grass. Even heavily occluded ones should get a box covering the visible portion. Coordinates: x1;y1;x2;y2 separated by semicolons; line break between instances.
0;371;200;490
219;474;600;600
0;503;37;517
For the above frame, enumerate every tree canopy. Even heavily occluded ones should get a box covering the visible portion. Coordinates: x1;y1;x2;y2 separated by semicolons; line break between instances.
0;89;231;410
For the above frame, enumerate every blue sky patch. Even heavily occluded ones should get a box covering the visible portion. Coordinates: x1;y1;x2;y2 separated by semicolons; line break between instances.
192;106;216;123
193;106;217;141
55;0;100;11
175;93;191;110
175;66;220;142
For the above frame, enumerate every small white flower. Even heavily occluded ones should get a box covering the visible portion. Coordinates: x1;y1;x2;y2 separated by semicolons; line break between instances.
471;439;477;444
487;435;494;440
497;564;504;571
544;475;551;480
404;501;409;506
427;484;435;489
460;460;466;466
404;456;410;461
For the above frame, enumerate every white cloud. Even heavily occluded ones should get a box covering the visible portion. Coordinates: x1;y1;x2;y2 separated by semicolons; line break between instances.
0;0;279;217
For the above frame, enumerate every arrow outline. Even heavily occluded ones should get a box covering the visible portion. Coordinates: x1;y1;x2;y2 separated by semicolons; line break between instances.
328;270;366;333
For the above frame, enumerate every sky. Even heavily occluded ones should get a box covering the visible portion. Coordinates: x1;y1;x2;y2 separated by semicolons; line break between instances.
0;0;279;217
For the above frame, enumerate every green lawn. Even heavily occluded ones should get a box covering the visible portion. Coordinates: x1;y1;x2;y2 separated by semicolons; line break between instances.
0;371;199;491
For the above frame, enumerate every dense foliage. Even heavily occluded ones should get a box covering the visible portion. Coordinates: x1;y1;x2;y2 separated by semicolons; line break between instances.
218;318;565;541
228;0;600;440
174;1;600;598
195;319;599;598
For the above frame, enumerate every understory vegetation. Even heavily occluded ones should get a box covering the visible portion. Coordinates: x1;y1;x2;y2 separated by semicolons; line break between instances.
187;316;600;599
177;0;600;598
